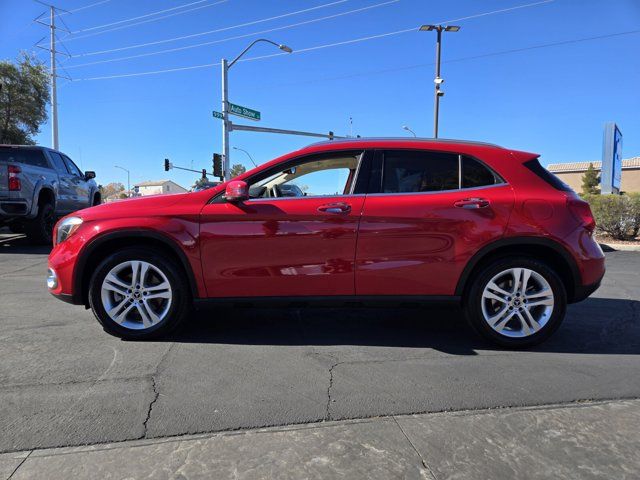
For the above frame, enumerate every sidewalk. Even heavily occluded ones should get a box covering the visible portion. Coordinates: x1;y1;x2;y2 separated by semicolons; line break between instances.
3;399;639;480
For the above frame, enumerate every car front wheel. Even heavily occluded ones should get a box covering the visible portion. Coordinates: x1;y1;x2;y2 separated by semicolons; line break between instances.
464;257;567;348
88;248;190;339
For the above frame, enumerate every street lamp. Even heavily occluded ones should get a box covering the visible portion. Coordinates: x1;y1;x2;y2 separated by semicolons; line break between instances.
402;125;417;137
114;165;130;197
221;39;293;181
233;146;258;168
419;24;460;138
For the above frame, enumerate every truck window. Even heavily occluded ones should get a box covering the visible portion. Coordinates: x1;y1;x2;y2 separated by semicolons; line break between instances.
48;152;69;173
62;155;83;177
0;148;49;169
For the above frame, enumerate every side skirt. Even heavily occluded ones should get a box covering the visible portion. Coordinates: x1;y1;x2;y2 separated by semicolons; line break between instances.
193;295;461;310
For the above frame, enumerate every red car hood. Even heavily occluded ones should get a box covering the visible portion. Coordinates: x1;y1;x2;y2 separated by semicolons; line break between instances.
77;193;191;221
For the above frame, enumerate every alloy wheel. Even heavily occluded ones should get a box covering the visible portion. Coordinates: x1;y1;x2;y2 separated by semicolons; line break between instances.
480;267;554;338
100;260;172;330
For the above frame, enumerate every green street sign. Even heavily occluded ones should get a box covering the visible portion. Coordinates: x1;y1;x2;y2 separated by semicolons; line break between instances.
229;102;261;121
212;111;224;120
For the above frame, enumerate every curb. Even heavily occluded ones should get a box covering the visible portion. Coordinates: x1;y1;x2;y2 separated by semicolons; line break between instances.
599;243;640;252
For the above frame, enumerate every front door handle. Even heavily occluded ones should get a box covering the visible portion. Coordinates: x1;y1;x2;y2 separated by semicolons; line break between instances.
318;202;351;214
454;198;490;209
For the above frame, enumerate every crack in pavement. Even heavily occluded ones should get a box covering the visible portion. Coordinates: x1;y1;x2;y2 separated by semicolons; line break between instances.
140;343;176;439
325;360;347;421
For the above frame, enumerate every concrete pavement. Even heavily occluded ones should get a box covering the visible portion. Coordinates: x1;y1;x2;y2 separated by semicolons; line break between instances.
1;231;640;475
3;399;639;479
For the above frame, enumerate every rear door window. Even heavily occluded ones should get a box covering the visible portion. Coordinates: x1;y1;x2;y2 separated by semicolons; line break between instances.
0;148;50;169
462;156;503;188
48;152;69;173
382;150;459;193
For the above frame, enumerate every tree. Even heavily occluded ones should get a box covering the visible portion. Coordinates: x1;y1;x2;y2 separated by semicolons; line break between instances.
192;176;210;189
0;53;50;145
230;164;247;178
100;182;125;199
581;163;600;195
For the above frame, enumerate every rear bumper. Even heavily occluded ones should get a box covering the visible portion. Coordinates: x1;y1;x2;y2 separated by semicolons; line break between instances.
570;270;604;303
0;200;29;218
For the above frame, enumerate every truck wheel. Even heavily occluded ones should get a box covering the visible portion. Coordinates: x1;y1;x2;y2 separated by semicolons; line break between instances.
24;203;55;245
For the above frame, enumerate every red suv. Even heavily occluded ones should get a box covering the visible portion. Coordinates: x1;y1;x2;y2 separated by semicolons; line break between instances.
47;139;605;347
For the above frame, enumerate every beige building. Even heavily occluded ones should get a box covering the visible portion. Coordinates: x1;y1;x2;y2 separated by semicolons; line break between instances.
547;157;640;193
134;180;187;196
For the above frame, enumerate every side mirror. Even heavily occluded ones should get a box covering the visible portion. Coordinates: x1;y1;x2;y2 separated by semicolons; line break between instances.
84;171;96;180
225;180;249;202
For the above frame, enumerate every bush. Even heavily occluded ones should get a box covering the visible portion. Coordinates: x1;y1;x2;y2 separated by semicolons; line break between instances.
583;194;640;241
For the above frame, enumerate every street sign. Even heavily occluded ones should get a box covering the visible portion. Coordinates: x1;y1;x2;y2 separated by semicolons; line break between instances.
229;102;261;121
212;111;224;120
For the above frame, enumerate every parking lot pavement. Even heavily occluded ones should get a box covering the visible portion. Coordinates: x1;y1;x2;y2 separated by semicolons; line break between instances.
1;231;639;455
4;399;640;479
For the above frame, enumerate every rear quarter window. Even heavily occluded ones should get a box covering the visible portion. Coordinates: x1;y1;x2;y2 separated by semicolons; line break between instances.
0;148;50;169
523;158;573;192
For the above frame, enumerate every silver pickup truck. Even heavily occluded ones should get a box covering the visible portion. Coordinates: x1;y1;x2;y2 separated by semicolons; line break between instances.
0;145;100;244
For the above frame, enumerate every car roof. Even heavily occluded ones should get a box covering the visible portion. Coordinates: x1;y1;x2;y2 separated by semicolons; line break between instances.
306;137;505;149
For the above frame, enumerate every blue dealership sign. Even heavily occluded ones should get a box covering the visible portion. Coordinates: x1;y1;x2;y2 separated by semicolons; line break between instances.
601;123;622;194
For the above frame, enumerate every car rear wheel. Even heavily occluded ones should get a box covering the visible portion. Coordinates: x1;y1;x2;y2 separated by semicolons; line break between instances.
88;248;190;339
464;257;567;348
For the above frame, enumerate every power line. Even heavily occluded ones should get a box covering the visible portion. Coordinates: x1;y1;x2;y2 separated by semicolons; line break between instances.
273;29;640;87
57;0;113;16
64;0;229;40
77;28;640;82
72;0;350;55
64;0;399;69
73;0;557;80
72;0;207;30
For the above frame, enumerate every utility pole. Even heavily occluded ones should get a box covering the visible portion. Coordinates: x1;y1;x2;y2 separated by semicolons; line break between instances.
49;6;58;150
419;24;460;138
221;59;230;182
35;2;71;151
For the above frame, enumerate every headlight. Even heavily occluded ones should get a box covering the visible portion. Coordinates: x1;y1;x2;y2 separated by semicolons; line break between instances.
55;216;83;245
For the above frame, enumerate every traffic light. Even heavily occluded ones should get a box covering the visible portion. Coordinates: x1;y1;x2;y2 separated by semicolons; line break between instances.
201;169;207;179
164;158;171;171
213;153;223;178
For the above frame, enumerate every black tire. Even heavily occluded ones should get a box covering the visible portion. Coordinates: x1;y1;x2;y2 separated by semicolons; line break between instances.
88;248;190;340
464;256;567;348
24;202;55;245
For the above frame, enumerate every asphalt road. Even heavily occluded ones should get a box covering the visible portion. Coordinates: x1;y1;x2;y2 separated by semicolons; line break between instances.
1;232;639;453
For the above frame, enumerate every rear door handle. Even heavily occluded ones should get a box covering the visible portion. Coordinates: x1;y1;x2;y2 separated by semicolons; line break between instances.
454;198;490;209
318;202;351;214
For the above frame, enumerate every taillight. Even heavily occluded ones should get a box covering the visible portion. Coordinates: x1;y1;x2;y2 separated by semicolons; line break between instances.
568;199;596;233
8;165;21;191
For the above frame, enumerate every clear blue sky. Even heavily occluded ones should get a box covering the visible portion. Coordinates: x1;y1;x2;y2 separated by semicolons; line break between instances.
2;0;639;189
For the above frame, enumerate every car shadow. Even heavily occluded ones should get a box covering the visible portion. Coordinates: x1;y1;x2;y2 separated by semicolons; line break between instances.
163;297;640;356
0;233;52;255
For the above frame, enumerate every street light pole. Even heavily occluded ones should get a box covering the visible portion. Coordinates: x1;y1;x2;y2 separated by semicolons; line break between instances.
233;146;257;168
419;24;460;138
433;27;442;138
220;39;293;181
402;125;417;137
114;165;130;197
